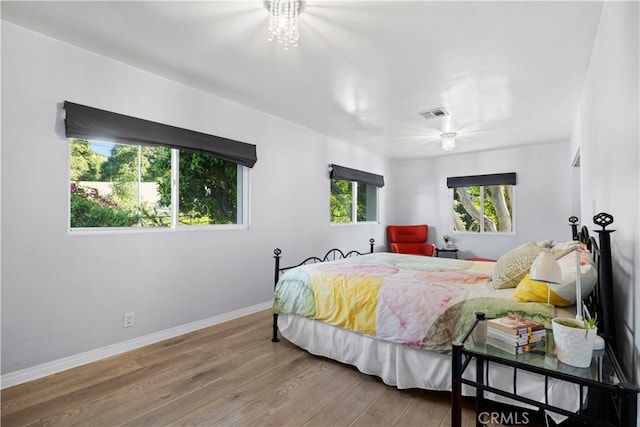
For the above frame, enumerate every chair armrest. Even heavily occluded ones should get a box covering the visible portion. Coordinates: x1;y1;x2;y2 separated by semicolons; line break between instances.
425;243;436;257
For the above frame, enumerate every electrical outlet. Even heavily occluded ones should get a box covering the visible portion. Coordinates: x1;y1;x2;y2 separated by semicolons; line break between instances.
124;312;134;328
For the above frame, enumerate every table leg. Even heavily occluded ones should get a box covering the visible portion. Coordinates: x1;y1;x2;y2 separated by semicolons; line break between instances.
475;357;484;427
451;342;463;427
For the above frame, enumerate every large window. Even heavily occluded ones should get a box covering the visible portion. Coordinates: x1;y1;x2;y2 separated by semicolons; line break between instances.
329;164;383;224
70;139;246;229
449;173;515;233
64;101;256;230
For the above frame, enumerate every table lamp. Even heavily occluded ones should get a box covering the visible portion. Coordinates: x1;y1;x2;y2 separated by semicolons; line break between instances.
529;246;604;350
529;251;562;306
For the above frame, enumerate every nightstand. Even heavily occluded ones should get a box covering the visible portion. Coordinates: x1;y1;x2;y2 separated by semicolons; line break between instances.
435;247;459;259
451;313;638;427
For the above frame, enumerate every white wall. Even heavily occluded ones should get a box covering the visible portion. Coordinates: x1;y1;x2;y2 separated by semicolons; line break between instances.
392;142;574;260
571;0;639;398
0;22;391;377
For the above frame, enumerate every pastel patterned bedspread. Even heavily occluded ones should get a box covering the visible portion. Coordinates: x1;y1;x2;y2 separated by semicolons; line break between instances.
273;252;555;354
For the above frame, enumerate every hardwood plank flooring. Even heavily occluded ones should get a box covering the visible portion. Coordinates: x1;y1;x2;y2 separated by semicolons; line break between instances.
1;309;547;426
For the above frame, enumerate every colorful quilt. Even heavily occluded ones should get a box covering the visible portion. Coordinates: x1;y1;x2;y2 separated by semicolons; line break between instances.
273;253;555;354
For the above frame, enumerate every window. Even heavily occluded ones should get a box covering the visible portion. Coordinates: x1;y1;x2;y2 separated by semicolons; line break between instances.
330;179;352;223
448;173;515;233
64;101;256;230
70;139;247;228
330;180;378;223
329;164;383;224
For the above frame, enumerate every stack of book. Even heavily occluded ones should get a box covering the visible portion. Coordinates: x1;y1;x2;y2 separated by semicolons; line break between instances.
486;315;546;355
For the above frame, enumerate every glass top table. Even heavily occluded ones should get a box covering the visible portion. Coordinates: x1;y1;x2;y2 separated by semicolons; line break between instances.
451;313;638;427
464;320;621;387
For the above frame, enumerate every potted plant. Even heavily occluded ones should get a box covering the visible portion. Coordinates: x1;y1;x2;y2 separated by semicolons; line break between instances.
443;234;454;248
551;313;598;368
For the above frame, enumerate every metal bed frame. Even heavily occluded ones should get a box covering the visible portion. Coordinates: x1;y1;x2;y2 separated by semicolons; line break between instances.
271;238;375;342
269;213;637;425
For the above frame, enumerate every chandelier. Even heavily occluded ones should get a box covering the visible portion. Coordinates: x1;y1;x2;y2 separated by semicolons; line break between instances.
440;132;457;152
264;0;305;50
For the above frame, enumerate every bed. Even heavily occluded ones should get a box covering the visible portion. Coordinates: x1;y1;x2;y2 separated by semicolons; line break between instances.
270;214;622;422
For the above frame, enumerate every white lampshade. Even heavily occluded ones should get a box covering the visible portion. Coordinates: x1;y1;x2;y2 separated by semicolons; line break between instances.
529;252;562;284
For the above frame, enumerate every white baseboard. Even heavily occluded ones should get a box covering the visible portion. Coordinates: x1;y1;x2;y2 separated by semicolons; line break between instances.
1;301;273;389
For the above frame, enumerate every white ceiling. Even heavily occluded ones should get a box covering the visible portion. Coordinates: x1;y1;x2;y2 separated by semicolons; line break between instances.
1;0;604;159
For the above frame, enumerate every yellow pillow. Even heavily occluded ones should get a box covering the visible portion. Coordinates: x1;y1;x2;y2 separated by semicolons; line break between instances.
513;273;571;306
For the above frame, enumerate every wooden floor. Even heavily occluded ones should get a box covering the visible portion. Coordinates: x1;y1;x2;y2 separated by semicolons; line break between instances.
1;309;547;426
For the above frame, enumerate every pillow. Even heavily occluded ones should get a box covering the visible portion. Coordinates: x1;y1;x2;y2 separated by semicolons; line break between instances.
491;242;549;289
513;274;572;306
513;247;597;306
550;240;584;255
535;240;553;248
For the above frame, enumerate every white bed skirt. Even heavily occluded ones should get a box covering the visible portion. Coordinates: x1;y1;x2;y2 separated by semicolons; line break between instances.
278;314;581;423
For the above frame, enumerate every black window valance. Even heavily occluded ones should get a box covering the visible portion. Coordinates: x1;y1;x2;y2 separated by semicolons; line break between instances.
447;172;516;188
329;164;385;187
63;101;257;168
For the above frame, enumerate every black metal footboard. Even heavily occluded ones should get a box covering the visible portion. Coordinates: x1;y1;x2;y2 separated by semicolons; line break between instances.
271;238;375;342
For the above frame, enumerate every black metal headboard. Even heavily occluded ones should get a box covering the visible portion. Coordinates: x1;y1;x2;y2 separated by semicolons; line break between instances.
575;212;616;348
271;238;375;342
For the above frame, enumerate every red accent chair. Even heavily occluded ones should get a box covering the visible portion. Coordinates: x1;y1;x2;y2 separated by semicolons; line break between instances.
387;225;435;256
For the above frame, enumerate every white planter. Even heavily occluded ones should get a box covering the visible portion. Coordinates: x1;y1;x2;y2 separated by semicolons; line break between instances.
552;317;598;368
